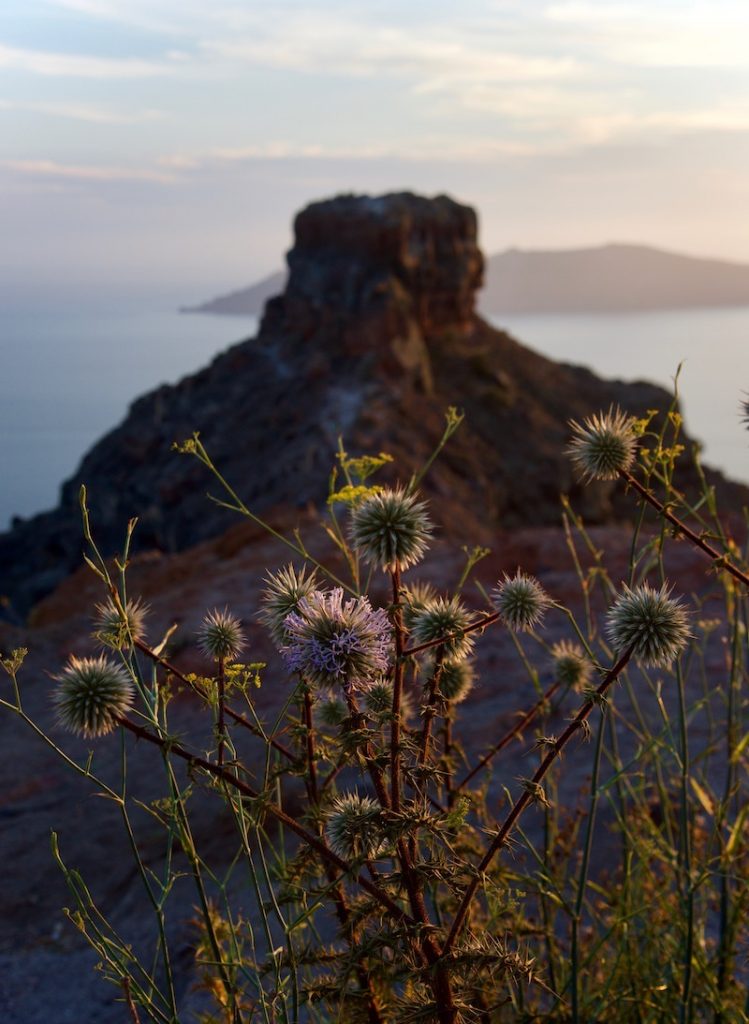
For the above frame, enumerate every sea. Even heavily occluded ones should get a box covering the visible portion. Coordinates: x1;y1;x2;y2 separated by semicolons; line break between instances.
2;296;749;531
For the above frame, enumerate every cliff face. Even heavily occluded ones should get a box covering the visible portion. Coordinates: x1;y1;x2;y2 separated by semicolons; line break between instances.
1;192;742;615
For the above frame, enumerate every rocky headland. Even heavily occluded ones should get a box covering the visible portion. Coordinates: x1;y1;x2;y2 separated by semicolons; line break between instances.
2;191;744;617
2;192;748;1021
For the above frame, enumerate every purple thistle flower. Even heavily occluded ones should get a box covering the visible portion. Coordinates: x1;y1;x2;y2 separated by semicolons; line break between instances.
281;588;392;692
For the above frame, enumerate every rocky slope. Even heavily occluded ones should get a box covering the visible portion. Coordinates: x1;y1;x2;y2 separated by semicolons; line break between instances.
2;192;745;616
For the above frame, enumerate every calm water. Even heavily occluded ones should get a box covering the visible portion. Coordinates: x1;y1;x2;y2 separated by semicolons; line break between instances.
2;300;748;531
0;297;259;530
492;307;749;487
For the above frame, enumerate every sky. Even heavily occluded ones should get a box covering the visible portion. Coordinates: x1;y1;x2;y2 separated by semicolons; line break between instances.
3;0;749;302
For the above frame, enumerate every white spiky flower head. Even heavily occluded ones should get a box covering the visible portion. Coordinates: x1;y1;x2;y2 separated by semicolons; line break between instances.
438;659;475;704
494;572;551;632
350;487;432;572
325;793;387;860
401;580;439;631
606;582;691;668
197;608;246;661
259;564;319;647
409;596;475;661
550;640;593;691
54;655;134;738
282;589;392;692
567;406;638;482
93;597;149;649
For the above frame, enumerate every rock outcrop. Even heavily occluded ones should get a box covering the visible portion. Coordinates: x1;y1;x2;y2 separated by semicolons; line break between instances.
1;191;745;615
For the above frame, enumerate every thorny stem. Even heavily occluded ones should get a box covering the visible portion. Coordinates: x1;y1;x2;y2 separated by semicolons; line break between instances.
418;649;445;770
442;646;634;956
619;469;749;589
302;685;318;802
403;611;499;659
217;656;226;768
444;713;454;807
122;976;142;1024
133;638;299;766
390;568;405;812
115;715;409;925
455;679;561;794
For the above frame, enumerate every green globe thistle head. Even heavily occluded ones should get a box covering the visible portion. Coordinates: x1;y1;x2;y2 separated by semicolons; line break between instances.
550;640;593;691
316;696;349;728
93;597;149;649
197;608;246;662
409;596;474;661
54;655;134;738
437;658;475;704
606;582;691;669
363;679;414;721
567;406;638;482
494;572;551;632
401;580;439;631
325;793;387;861
350;487;432;573
259;564;319;648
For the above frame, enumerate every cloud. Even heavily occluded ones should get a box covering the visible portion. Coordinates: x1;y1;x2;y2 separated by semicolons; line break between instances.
156;138;541;171
0;99;162;123
546;2;749;67
0;43;176;78
1;159;178;183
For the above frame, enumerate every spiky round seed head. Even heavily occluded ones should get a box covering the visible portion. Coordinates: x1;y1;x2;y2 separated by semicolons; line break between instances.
741;394;749;429
316;696;349;728
567;406;638;482
197;608;246;661
550;640;593;690
259;564;319;647
93;597;149;649
350;487;432;572
325;793;386;860
438;659;475;703
364;679;414;720
493;572;551;632
401;581;439;631
606;582;691;668
409;596;475;661
54;655;134;738
282;589;392;692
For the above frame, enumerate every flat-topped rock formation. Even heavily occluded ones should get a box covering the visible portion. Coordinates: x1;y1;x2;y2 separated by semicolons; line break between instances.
187;242;749;317
2;192;745;615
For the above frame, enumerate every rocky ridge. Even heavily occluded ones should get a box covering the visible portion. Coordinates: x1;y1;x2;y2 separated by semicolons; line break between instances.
2;191;745;615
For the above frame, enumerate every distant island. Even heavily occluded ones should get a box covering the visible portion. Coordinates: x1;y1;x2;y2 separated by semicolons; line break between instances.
184;242;749;316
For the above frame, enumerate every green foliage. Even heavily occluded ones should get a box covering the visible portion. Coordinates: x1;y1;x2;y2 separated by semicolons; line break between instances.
5;392;749;1023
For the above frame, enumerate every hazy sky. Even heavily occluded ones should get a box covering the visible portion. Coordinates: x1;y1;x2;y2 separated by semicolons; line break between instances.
3;0;749;300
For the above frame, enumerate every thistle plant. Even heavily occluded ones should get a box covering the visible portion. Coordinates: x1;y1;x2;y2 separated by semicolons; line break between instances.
409;595;475;661
493;570;551;631
350;486;432;571
197;607;246;661
567;405;638;481
325;793;387;860
94;596;149;648
606;581;691;668
281;588;391;692
54;655;134;738
4;394;749;1024
550;639;593;690
258;563;319;645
